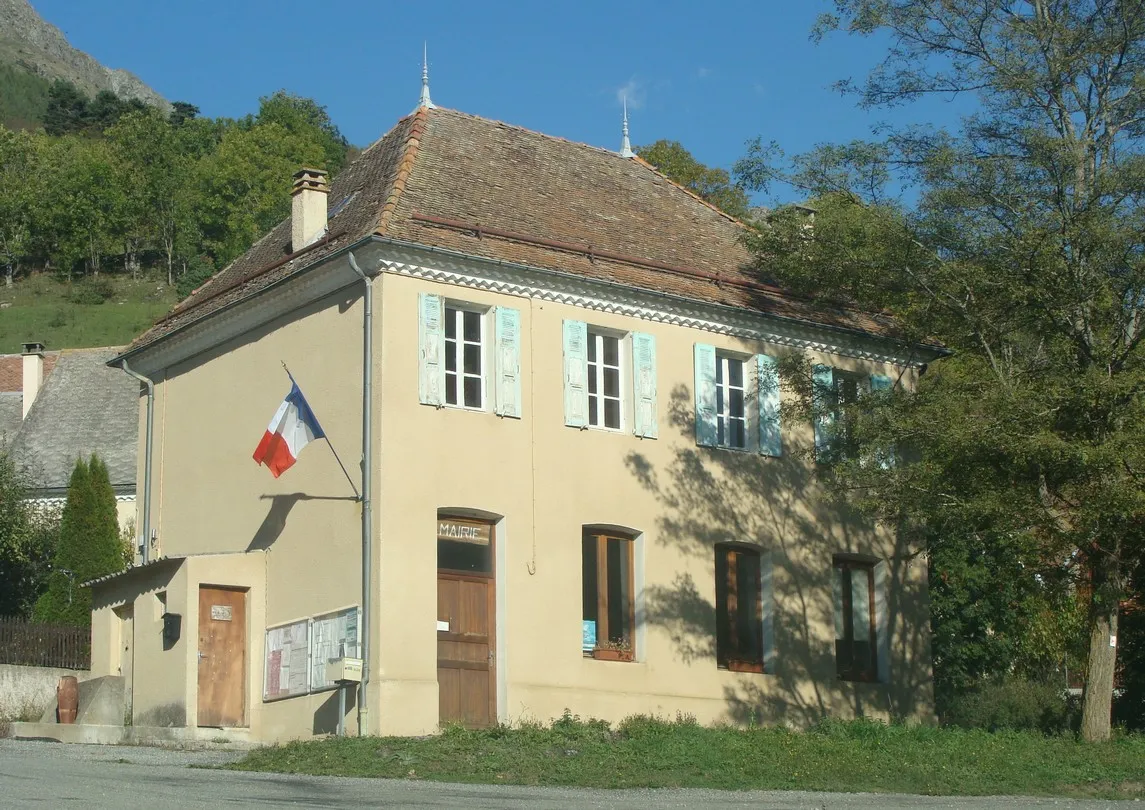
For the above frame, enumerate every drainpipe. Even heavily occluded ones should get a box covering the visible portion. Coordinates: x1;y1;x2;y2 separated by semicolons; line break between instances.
348;252;374;737
120;360;154;565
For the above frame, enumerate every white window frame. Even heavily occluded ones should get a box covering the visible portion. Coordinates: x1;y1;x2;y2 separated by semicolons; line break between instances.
586;329;627;433
715;352;748;449
444;304;488;411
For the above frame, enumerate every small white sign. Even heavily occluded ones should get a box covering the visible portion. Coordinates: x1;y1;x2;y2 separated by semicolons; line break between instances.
1110;635;1117;648
437;620;450;632
211;605;232;621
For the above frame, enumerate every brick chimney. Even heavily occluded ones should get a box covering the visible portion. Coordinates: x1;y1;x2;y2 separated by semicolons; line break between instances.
291;168;329;251
21;341;44;419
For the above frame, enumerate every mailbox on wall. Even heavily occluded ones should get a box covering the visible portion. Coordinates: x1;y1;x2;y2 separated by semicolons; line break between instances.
162;612;181;649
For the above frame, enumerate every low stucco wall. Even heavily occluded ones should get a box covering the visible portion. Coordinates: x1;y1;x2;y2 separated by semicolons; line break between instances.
0;663;91;721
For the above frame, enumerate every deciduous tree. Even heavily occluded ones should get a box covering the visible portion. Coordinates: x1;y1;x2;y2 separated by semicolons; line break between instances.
737;1;1145;741
0;452;58;618
0;127;41;287
637;140;750;218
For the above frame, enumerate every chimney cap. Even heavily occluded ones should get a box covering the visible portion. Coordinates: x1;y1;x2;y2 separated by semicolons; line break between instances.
22;341;45;355
291;168;329;196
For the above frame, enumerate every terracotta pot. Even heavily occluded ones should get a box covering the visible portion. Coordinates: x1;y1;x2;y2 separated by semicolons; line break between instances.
57;676;78;724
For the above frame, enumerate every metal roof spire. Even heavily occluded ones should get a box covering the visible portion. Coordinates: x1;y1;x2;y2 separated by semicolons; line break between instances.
620;95;634;158
419;42;435;110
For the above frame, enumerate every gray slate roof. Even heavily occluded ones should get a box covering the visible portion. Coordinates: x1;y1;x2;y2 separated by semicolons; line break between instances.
8;348;138;494
0;392;21;448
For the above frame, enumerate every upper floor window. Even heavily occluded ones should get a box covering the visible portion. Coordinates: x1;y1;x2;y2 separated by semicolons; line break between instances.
565;320;658;439
418;293;521;418
715;354;747;449
694;344;781;456
445;307;485;409
587;331;622;430
715;544;764;672
813;366;894;463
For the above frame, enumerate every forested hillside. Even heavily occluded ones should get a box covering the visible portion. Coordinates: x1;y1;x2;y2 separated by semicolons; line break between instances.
0;83;352;351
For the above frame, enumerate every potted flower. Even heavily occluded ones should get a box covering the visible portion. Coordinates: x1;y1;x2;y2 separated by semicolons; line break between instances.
592;639;634;662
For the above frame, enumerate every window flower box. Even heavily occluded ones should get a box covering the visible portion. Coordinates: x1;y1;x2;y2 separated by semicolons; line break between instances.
592;643;633;662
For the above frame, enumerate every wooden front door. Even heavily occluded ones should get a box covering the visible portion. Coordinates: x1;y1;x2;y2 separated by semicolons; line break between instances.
197;586;247;728
436;517;496;728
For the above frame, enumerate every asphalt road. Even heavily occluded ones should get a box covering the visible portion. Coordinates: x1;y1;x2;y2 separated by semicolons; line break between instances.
0;738;1140;809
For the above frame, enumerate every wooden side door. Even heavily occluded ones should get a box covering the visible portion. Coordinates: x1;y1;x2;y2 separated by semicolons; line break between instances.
197;586;247;727
436;517;496;728
113;604;134;721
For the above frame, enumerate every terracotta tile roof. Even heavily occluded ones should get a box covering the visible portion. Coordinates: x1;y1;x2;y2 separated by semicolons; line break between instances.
124;106;908;355
0;351;59;393
126;112;422;352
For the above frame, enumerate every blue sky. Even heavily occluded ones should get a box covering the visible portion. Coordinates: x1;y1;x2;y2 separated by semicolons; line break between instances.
34;0;968;204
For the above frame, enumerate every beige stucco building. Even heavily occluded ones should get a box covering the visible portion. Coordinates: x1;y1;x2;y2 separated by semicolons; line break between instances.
89;99;942;743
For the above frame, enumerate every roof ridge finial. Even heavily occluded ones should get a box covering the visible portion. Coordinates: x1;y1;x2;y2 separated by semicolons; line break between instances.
620;94;634;158
419;42;436;110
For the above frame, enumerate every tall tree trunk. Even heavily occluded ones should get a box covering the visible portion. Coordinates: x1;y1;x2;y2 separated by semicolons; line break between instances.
1080;555;1120;742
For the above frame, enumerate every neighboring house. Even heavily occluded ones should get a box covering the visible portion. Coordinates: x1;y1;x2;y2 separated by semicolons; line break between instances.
88;84;944;742
1;344;138;533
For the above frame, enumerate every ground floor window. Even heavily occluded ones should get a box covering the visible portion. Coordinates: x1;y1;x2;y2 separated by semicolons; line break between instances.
715;544;764;672
582;530;635;661
834;557;877;681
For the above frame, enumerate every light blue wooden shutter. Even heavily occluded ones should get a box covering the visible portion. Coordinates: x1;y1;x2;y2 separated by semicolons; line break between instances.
418;293;445;407
631;332;657;439
563;320;589;428
757;354;782;457
874;560;890;683
869;374;893;393
494;307;522;418
812;364;834;460
694;343;717;446
869;373;894;468
760;551;777;674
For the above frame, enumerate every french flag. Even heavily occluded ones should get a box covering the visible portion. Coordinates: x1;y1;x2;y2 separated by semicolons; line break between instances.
252;380;326;478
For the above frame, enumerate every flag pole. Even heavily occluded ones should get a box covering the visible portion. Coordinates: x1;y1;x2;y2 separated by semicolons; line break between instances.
281;362;361;501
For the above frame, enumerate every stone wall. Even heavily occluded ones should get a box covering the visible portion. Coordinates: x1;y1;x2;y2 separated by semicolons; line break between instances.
0;663;91;721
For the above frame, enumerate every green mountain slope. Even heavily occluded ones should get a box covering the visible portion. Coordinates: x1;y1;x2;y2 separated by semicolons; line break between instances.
0;0;167;129
0;61;52;129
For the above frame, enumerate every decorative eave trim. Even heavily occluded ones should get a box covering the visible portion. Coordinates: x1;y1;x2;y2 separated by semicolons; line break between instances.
118;233;942;375
372;240;940;367
26;492;135;503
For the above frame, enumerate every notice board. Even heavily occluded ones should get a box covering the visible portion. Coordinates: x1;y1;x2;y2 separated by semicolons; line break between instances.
263;619;310;701
310;606;361;691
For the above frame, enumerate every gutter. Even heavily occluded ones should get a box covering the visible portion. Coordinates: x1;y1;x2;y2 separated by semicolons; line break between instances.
347;252;376;738
118;360;154;564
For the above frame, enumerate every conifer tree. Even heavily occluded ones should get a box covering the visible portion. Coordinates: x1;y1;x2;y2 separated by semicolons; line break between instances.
33;455;126;626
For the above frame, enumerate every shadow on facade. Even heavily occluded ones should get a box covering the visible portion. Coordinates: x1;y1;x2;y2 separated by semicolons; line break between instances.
625;384;933;727
247;493;358;552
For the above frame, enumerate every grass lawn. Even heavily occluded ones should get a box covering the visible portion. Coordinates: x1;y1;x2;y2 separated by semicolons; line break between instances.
231;715;1145;800
0;273;178;353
